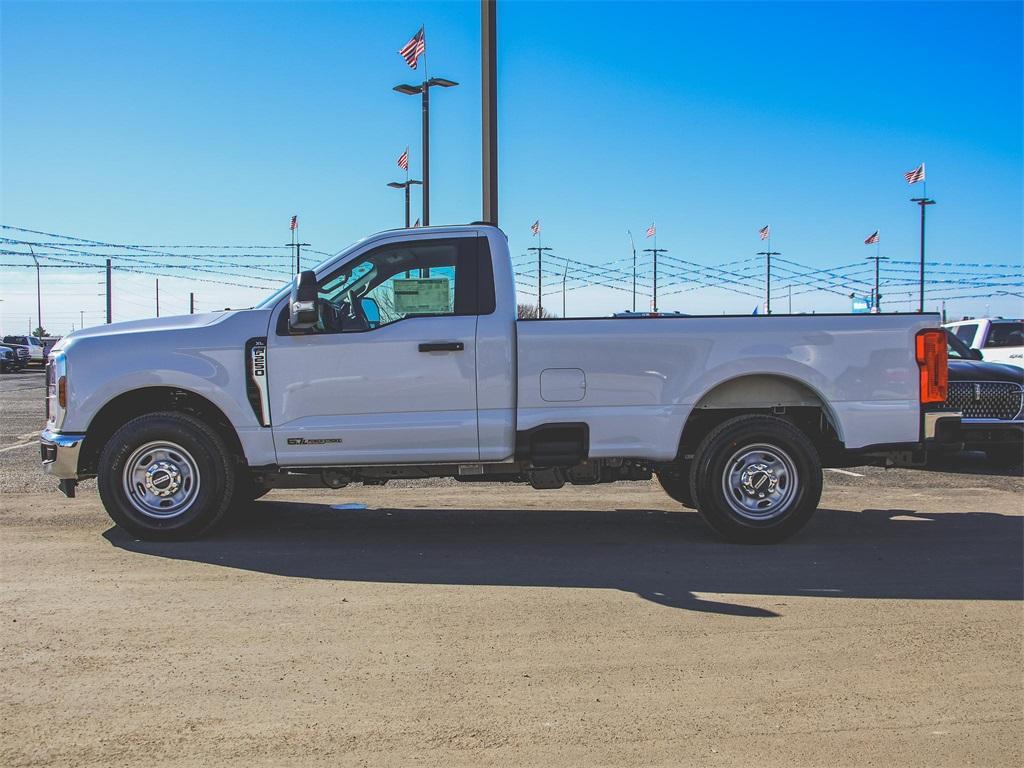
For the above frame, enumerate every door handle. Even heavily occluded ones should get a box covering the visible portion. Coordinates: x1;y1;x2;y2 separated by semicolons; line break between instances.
418;342;464;352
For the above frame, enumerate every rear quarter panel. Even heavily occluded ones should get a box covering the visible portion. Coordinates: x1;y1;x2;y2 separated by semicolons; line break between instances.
516;314;939;459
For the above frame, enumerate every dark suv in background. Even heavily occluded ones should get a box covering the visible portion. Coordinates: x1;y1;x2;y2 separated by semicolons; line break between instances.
946;331;1023;467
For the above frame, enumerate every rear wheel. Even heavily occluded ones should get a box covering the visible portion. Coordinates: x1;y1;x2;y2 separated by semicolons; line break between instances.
97;411;235;540
690;415;822;543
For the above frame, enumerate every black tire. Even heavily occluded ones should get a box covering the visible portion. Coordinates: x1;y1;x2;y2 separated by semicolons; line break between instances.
689;414;822;544
656;461;695;508
97;411;236;540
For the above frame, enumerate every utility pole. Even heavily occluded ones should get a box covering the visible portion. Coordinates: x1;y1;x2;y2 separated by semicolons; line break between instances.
627;231;637;312
387;179;423;227
80;310;84;328
189;293;195;314
29;246;42;335
756;249;781;314
155;279;160;317
105;259;112;324
527;246;553;316
481;0;498;225
910;196;936;312
561;259;569;318
787;284;792;314
866;254;889;313
643;247;668;312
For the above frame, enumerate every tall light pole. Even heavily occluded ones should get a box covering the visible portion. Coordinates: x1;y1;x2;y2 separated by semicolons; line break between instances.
387;179;423;227
481;0;498;225
910;196;935;312
756;249;781;314
643;247;668;312
394;77;459;227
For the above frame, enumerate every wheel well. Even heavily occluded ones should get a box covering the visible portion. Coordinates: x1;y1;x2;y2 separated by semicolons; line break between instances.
677;375;843;459
79;387;245;476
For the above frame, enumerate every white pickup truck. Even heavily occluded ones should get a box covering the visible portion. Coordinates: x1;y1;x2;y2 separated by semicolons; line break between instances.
41;225;959;543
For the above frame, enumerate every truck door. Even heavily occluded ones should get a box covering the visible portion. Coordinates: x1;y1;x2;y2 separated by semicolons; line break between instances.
266;233;487;465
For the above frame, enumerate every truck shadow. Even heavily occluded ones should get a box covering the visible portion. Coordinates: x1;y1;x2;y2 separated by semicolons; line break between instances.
104;503;1023;617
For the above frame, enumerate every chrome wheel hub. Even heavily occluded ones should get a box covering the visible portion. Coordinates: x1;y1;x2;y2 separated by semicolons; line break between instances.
722;443;798;521
122;441;200;519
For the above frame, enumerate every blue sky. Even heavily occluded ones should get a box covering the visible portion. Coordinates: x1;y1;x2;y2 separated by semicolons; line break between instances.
2;0;1021;332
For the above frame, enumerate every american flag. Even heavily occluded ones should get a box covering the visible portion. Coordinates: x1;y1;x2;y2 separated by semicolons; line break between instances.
531;220;540;236
904;163;925;184
646;223;656;238
397;147;409;170
290;215;298;231
864;230;880;245
759;225;770;240
399;27;426;70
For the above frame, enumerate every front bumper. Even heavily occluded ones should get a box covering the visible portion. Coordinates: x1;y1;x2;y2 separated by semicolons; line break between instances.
40;427;85;480
961;418;1024;450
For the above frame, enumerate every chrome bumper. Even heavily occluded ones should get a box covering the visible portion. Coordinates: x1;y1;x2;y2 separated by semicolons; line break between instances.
39;428;85;480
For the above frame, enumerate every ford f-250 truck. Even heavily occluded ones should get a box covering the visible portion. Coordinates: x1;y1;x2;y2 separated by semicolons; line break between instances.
40;225;959;543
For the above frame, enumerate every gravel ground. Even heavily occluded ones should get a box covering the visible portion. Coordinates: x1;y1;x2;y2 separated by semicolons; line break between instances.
1;368;1022;767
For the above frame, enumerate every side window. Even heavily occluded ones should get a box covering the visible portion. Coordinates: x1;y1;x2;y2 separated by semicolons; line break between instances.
312;237;479;333
954;324;978;346
985;321;1024;348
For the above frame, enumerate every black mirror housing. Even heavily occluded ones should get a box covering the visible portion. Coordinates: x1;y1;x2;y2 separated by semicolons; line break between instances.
969;347;984;361
289;271;320;331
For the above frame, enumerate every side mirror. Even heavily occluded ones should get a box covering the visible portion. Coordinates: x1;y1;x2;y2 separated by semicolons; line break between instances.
289;271;320;331
969;347;984;361
360;297;381;328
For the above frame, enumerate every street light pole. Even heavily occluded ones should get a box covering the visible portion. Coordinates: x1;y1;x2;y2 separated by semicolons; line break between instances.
395;77;459;227
756;250;781;314
910;196;935;312
29;246;41;334
387;179;423;227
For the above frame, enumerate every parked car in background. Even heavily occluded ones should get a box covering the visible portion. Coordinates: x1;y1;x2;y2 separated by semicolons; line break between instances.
1;340;31;370
2;335;45;366
946;331;1023;467
944;318;1024;370
0;344;19;373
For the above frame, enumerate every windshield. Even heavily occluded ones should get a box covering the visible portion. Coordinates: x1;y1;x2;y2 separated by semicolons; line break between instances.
945;330;971;360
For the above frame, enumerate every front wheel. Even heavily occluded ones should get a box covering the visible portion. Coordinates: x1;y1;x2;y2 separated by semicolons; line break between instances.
690;415;822;543
97;412;235;540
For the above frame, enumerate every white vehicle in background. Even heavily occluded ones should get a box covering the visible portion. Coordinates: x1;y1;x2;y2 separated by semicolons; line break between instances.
2;335;45;366
944;318;1024;370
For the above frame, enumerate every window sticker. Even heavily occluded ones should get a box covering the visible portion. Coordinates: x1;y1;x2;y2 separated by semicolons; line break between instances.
393;278;452;314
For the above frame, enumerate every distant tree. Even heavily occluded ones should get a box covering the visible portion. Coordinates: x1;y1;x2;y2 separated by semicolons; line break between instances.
517;303;558;319
32;326;48;338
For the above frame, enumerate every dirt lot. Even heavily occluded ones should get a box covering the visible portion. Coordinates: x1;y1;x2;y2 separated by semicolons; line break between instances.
2;369;1022;767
